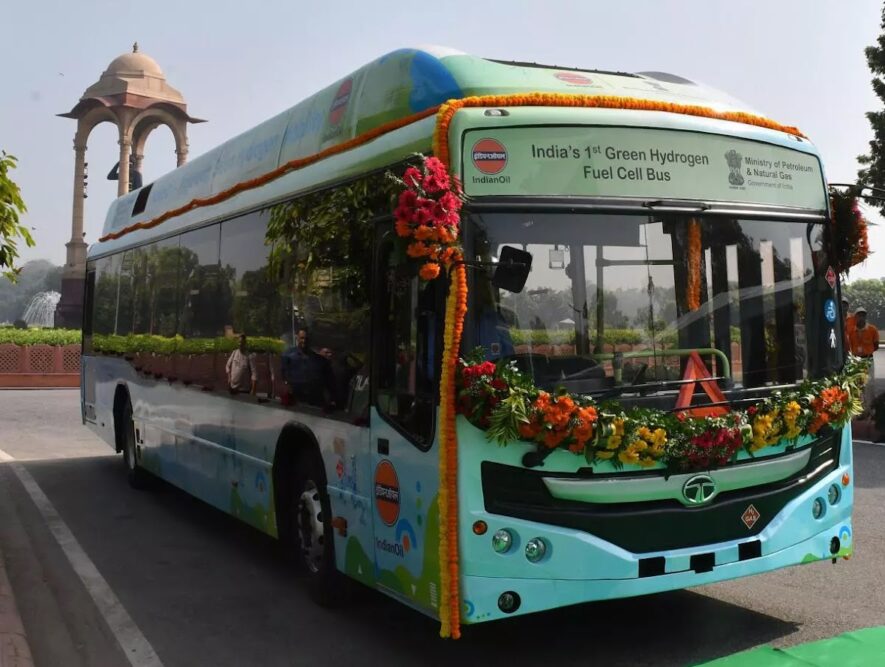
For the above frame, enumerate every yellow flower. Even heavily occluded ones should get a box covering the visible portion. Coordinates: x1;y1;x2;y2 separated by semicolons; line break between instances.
638;457;657;468
619;449;640;465
652;428;667;447
595;450;615;460
612;418;625;437
606;435;622;450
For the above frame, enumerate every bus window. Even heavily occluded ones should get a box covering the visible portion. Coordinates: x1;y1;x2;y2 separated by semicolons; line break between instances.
375;237;440;447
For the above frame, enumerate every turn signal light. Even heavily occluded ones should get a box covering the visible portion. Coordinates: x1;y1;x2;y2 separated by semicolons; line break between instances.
842;473;850;486
472;520;488;535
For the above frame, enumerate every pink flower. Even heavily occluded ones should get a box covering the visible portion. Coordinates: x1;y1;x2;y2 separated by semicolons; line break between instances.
438;191;462;214
403;167;422;189
399;190;418;209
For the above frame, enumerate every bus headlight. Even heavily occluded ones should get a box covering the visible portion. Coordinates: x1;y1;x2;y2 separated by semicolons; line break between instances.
525;538;547;563
812;497;826;519
492;529;514;553
828;484;841;505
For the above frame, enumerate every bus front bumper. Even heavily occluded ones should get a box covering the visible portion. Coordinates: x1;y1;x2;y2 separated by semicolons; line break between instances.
460;465;853;624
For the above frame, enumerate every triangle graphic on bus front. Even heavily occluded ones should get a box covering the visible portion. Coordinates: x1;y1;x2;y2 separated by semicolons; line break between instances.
674;351;729;418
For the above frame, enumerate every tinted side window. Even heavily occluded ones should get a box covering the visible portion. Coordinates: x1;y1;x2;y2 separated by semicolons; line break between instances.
179;225;222;338
93;255;119;336
116;250;136;335
284;215;372;419
132;238;179;336
220;212;284;398
375;236;440;447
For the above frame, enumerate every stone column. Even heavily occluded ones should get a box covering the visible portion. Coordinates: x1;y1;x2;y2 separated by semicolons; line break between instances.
70;141;86;246
117;138;131;196
132;152;144;175
57;138;89;328
176;144;188;167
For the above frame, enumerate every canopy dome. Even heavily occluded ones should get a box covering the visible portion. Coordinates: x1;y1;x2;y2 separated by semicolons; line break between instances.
104;46;164;78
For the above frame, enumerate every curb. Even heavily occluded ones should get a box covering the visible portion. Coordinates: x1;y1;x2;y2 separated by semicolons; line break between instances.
0;549;34;667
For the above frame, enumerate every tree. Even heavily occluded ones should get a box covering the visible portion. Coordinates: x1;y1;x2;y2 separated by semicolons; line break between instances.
0;151;34;280
843;278;885;325
858;5;885;211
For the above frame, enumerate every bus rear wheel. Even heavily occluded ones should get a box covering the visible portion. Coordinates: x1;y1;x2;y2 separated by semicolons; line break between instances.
120;399;150;490
292;448;344;607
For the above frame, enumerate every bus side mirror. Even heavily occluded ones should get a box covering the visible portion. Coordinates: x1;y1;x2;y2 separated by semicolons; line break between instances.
492;246;532;293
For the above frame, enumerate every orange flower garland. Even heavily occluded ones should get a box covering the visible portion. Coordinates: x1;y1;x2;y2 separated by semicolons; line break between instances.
432;93;805;170
686;219;702;312
437;261;467;639
102;93;804;245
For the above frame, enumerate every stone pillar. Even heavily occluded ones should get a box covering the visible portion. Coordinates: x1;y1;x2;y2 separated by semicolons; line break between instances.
57;140;89;329
132;152;144;175
176;143;188;167
117;138;131;196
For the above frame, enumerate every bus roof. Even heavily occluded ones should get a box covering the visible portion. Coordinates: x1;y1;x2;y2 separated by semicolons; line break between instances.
95;47;767;254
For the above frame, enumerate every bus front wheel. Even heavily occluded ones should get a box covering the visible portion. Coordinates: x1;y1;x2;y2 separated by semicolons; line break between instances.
292;447;344;607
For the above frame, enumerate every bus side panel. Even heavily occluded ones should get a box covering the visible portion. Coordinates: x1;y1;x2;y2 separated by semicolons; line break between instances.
347;408;442;620
82;354;126;451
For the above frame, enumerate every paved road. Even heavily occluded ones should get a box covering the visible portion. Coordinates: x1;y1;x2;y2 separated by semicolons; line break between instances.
0;390;883;667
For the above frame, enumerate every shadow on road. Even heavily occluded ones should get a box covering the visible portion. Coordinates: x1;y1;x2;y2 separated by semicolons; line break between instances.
13;455;800;667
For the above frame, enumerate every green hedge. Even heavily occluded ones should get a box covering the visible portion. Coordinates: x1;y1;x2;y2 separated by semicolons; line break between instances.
93;334;285;355
0;329;81;346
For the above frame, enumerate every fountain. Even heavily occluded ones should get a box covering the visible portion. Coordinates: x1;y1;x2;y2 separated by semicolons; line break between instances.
22;291;61;328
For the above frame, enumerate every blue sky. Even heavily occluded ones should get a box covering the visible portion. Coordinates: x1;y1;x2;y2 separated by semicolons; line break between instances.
1;0;883;281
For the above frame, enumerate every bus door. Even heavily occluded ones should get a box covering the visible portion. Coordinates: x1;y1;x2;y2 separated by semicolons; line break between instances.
368;229;442;610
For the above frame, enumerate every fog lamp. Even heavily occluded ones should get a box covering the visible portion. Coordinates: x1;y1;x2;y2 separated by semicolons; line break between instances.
492;529;513;554
812;497;826;519
497;591;521;613
525;538;547;563
828;484;841;505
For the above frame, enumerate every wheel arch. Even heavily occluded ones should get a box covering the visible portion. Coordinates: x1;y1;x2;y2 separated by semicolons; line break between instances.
112;383;131;453
272;421;323;543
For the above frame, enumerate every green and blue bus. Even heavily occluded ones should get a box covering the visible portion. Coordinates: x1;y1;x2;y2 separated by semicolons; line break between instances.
82;47;854;630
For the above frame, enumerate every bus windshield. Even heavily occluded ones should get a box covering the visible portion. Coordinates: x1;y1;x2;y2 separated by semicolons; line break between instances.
467;211;842;398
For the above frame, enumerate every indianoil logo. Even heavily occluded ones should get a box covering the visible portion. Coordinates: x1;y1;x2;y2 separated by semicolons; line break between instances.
554;71;593;86
328;78;353;126
472;138;508;175
374;460;400;527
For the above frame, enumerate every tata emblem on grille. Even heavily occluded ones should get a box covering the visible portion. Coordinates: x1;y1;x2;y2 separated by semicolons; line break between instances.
682;475;717;505
742;504;761;530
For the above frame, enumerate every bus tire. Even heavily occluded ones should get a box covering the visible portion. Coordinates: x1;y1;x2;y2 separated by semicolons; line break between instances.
120;399;150;490
292;447;344;607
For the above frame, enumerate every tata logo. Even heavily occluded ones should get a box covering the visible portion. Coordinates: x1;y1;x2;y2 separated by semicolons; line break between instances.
682;474;718;506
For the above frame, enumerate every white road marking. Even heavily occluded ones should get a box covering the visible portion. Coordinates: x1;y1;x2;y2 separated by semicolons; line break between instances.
855;439;885;447
9;462;164;667
0;448;14;462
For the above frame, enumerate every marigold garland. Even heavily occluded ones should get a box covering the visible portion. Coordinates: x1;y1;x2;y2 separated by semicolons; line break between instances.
437;262;467;639
686;219;702;312
456;355;869;473
432;93;805;169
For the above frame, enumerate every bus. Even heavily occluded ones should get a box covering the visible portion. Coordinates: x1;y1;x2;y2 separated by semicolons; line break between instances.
82;47;861;636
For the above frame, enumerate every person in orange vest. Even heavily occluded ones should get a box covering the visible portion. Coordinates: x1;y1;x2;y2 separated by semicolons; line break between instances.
847;307;880;408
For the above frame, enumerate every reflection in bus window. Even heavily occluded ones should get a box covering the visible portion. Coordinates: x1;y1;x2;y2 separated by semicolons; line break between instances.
468;212;839;399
